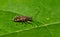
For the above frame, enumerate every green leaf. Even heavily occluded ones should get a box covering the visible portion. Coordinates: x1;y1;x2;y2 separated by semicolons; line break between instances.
0;0;60;37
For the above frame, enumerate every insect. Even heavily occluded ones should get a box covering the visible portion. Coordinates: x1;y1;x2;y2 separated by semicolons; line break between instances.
14;16;32;23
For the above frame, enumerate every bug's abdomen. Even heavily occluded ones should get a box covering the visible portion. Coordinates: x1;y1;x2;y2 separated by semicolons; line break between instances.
19;17;28;22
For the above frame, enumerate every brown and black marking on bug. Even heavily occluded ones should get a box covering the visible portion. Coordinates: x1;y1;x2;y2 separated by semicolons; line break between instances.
14;16;32;23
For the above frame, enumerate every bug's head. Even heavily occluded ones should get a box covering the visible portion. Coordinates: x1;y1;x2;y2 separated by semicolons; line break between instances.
28;17;32;21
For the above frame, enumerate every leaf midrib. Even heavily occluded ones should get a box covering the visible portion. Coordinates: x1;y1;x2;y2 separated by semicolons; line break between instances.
0;21;60;36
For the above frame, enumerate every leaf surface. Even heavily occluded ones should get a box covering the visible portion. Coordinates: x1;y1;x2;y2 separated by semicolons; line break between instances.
0;0;60;37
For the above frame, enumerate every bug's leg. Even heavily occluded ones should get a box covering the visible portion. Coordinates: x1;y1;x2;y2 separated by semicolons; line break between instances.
23;22;27;27
27;21;33;25
21;22;24;24
27;21;32;24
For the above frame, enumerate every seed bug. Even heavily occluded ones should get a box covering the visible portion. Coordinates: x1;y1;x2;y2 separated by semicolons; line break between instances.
14;16;32;23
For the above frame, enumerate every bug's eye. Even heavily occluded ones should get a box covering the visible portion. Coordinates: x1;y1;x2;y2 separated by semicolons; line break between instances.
28;18;32;21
